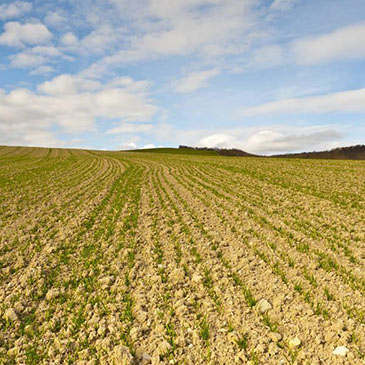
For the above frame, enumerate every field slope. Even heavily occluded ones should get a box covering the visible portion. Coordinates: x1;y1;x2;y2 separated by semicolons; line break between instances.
0;146;364;364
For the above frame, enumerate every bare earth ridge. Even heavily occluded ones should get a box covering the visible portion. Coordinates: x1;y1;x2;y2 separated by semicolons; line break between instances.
0;146;364;364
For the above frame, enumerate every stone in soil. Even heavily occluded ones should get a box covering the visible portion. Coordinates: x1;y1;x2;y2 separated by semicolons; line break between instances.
288;337;301;349
4;308;18;322
256;299;272;313
332;346;349;356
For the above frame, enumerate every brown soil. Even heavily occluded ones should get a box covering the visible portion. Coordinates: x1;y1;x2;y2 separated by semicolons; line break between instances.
0;146;364;364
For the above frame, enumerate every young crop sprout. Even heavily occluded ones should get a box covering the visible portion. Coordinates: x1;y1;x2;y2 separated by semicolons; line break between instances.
199;316;210;344
235;333;248;350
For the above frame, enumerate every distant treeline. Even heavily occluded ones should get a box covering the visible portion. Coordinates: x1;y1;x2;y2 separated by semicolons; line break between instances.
179;144;365;160
178;145;258;157
273;145;365;160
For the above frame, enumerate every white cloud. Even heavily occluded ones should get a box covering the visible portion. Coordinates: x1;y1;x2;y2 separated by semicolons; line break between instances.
21;130;65;147
37;74;101;95
142;143;156;149
191;125;344;154
198;133;235;148
123;142;137;149
270;0;297;11
293;22;365;65
175;69;220;93
117;136;140;150
244;127;342;153
79;26;123;54
242;88;365;116
82;0;256;76
247;45;284;69
0;74;158;147
61;32;79;46
31;46;62;57
44;11;67;26
0;1;32;20
9;46;64;69
59;25;127;57
0;22;53;48
29;65;56;75
10;53;47;68
107;123;154;134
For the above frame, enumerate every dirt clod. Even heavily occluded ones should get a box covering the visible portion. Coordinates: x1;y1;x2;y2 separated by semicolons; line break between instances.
4;308;18;322
256;299;272;313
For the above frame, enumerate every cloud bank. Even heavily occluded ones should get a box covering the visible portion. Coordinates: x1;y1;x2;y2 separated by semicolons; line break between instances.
243;89;365;116
0;2;32;20
175;69;220;93
0;22;52;47
196;126;343;154
293;22;365;65
0;74;158;147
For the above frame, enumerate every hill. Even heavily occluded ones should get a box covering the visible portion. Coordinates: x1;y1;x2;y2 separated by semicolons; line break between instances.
126;146;257;157
133;144;365;160
178;145;258;157
128;147;219;156
273;144;365;160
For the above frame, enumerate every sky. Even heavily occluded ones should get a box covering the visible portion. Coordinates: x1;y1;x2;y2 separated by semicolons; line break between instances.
0;0;365;154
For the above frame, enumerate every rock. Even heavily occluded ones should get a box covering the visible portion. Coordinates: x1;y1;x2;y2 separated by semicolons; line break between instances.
288;337;301;349
332;346;349;356
140;352;152;363
268;342;279;355
136;310;147;323
130;327;139;341
155;323;164;333
14;302;24;313
256;299;272;314
24;324;33;336
272;296;283;309
158;340;172;355
108;324;117;334
192;273;202;283
175;305;186;316
48;346;56;357
170;268;185;283
78;349;90;360
324;331;336;343
88;330;97;341
7;347;18;357
314;335;324;345
111;345;133;364
85;303;92;313
175;289;184;299
46;288;60;301
255;344;266;354
269;332;282;342
333;320;345;332
4;308;18;322
97;325;106;336
99;276;114;289
234;351;247;362
227;331;237;344
100;338;111;351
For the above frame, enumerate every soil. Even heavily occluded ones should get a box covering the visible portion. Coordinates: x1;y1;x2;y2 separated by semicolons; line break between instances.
0;146;364;364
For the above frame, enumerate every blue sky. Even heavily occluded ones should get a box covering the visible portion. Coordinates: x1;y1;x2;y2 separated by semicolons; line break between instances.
0;0;364;154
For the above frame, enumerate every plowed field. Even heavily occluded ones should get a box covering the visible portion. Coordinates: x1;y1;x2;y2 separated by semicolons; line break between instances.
0;146;364;364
